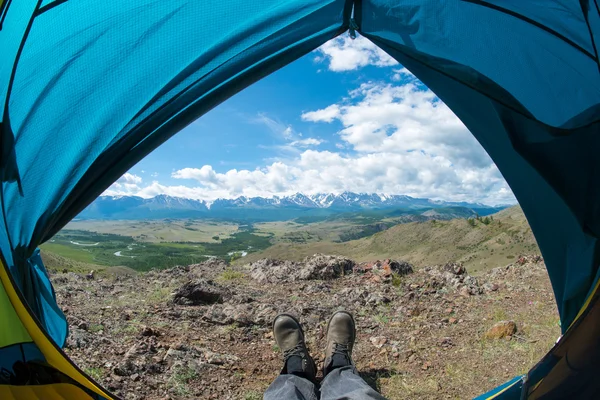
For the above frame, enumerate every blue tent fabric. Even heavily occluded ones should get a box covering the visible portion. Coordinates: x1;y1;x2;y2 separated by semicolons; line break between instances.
1;1;599;399
1;0;351;333
358;0;600;330
474;375;524;400
25;249;67;347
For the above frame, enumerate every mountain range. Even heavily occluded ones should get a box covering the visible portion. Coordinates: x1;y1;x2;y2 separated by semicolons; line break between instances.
77;193;507;221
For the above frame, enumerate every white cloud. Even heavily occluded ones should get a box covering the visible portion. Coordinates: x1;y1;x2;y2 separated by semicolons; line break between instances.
315;35;397;72
254;113;294;140
105;148;512;205
391;67;417;82
121;173;142;184
301;105;340;123
104;173;143;196
105;81;515;206
254;112;323;153
289;138;323;147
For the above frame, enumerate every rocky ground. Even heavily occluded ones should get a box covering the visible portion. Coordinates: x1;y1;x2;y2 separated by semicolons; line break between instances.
52;254;558;399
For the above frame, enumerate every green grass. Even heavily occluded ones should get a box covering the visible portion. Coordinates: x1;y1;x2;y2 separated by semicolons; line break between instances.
46;205;535;278
218;268;245;281
41;243;96;263
167;366;198;397
147;285;173;304
88;323;104;333
42;224;273;271
83;367;104;381
244;391;262;400
391;273;403;287
373;313;390;325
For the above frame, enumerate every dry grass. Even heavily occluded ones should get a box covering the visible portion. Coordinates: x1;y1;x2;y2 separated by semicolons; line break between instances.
242;206;538;275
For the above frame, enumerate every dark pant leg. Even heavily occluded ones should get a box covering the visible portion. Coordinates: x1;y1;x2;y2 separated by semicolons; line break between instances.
264;374;319;400
320;366;388;400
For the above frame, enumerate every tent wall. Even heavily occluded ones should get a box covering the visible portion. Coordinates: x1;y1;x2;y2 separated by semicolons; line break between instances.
0;0;351;398
357;0;600;334
0;258;111;399
0;0;351;348
1;0;599;399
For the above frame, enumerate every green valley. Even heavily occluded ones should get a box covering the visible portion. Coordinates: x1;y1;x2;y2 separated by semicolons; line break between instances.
42;206;538;275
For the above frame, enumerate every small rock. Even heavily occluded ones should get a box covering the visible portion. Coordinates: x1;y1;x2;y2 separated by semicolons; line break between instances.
172;280;226;306
484;282;499;292
443;262;465;275
370;336;387;348
140;326;160;337
366;293;390;305
484;320;517;339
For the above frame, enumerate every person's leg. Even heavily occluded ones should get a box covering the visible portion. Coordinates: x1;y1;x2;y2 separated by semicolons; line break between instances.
319;311;388;400
264;374;318;400
264;314;319;400
320;366;387;400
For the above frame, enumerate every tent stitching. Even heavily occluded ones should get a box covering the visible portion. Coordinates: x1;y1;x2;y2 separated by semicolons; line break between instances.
461;0;597;61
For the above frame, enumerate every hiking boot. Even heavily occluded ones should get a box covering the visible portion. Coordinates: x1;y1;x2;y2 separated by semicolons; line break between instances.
272;313;316;381
323;311;356;376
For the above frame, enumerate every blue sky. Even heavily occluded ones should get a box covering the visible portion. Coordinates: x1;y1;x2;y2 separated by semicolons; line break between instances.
106;35;515;206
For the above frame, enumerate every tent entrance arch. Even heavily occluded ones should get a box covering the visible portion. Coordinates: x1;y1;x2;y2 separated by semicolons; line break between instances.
1;1;599;399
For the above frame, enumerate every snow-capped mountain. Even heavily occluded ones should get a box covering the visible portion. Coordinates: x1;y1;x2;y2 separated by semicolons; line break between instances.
78;193;506;220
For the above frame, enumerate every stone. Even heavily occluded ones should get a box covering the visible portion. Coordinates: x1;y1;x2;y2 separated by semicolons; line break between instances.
370;336;387;348
443;262;466;275
366;293;391;306
114;360;136;377
356;259;414;276
172;280;226;305
484;321;517;339
140;326;160;337
483;282;499;292
248;254;355;283
66;328;91;349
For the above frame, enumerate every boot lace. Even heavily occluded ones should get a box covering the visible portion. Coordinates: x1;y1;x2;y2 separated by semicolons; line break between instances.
283;342;306;361
332;342;350;358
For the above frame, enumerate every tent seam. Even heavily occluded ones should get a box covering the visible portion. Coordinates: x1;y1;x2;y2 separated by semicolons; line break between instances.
461;0;597;62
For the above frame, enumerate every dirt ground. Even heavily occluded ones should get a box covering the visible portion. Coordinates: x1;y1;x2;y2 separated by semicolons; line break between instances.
52;254;559;399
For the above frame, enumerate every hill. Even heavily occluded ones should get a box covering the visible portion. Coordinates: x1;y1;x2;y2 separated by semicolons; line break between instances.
242;206;538;274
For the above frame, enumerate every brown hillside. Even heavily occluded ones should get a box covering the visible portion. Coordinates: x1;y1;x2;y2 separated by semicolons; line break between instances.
242;206;538;274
